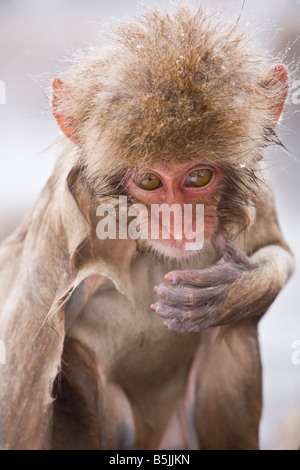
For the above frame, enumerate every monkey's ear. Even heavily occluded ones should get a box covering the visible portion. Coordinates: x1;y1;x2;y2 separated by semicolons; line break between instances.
270;64;288;128
52;78;81;145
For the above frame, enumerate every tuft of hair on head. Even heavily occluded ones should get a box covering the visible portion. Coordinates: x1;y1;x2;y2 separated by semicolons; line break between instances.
52;5;290;232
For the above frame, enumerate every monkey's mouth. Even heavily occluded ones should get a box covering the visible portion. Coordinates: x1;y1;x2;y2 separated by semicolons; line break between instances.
137;238;203;260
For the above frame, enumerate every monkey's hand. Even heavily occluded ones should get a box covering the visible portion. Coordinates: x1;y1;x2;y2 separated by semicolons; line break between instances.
151;233;294;333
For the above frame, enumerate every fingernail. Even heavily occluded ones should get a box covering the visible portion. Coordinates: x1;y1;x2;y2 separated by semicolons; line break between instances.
153;286;158;293
165;273;174;282
150;304;156;311
163;321;169;329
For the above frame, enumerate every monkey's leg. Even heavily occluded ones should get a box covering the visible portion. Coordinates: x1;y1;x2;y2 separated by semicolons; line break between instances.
194;319;262;450
52;338;137;450
52;338;102;450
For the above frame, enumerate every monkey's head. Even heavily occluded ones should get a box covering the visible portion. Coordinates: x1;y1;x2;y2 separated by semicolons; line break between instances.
52;8;288;260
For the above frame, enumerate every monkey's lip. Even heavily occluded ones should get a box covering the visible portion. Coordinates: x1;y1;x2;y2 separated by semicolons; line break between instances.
150;239;203;259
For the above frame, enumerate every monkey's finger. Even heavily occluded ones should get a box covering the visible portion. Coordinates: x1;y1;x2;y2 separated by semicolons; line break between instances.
153;302;220;326
165;264;240;287
164;315;210;333
151;301;191;319
164;306;222;333
164;318;183;333
154;283;224;305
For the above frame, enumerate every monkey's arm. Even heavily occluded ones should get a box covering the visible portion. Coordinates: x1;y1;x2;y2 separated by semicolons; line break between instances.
152;188;295;334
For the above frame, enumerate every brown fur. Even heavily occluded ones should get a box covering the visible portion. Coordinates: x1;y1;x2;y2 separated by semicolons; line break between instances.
53;7;288;233
0;6;295;449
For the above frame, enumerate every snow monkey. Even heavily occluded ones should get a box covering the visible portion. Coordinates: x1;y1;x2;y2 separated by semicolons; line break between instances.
0;7;294;450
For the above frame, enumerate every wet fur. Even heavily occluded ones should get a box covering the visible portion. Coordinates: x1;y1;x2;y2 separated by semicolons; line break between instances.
0;5;295;450
54;7;289;234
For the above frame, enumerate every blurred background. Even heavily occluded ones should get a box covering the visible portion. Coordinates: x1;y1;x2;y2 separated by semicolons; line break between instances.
0;0;299;450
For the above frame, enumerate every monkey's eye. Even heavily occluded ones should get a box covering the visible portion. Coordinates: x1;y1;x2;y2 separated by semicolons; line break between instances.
135;173;162;190
185;169;213;188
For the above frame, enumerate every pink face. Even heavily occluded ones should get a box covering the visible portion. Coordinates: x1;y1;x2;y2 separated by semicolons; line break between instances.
127;161;224;259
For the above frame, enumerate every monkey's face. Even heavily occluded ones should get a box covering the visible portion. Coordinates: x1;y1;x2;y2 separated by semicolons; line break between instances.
127;161;224;259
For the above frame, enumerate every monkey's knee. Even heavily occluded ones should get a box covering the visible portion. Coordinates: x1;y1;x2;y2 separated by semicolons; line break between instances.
52;338;102;450
194;325;262;450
